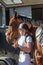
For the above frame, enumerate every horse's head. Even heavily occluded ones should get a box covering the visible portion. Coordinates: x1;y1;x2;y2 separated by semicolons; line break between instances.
5;13;22;43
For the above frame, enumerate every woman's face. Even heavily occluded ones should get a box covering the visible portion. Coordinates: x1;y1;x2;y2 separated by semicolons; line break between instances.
19;29;26;36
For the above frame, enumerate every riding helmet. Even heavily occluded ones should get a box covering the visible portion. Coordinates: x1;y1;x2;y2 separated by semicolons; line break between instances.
18;23;29;31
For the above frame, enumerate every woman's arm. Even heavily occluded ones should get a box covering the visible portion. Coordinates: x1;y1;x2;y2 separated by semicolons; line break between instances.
19;42;32;53
12;42;32;53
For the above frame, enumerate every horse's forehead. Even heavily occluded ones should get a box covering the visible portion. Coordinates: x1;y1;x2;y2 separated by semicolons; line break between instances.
36;26;43;32
10;19;19;25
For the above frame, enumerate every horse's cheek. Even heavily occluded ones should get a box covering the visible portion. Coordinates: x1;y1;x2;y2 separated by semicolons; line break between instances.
41;46;43;55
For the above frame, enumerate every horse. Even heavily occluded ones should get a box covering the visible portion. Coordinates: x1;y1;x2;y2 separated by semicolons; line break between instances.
5;11;34;44
35;25;43;65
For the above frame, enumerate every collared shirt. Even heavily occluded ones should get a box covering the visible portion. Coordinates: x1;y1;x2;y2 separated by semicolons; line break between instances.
18;35;32;63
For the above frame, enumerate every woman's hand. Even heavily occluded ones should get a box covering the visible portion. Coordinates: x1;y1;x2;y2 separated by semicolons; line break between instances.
12;42;18;48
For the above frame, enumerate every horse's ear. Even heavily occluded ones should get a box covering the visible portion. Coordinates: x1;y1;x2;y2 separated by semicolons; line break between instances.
14;11;18;19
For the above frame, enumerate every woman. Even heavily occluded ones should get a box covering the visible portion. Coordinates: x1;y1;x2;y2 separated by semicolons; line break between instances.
12;23;32;65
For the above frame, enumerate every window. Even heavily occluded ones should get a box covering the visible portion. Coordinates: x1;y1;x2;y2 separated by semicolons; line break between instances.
13;0;22;4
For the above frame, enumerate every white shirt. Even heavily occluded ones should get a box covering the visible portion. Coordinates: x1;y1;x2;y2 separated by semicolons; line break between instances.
18;35;32;65
18;35;32;46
